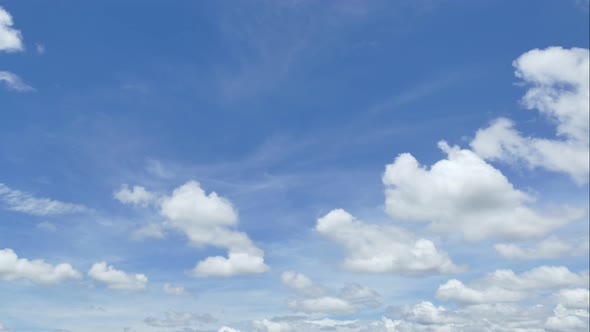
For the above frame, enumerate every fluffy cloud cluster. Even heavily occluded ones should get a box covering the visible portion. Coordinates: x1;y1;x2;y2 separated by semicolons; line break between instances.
0;6;22;52
436;266;589;305
281;270;379;315
0;248;81;284
0;183;89;216
317;209;463;274
115;181;269;277
383;142;577;241
114;185;158;207
162;283;191;296
471;47;590;184
87;262;147;291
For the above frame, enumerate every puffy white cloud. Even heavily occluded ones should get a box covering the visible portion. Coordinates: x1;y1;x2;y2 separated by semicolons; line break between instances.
144;312;216;327
115;180;268;277
0;183;89;216
162;283;191;296
281;271;378;316
253;318;293;332
0;321;10;332
400;301;453;325
288;296;355;315
555;289;590;309
0;248;81;284
0;7;23;52
87;262;147;291
0;71;33;91
317;209;463;274
437;266;589;305
281;271;325;298
192;251;268;277
114;185;158;207
436;279;527;305
160;181;268;277
471;47;590;184
383;142;576;241
495;236;589;260
218;327;242;332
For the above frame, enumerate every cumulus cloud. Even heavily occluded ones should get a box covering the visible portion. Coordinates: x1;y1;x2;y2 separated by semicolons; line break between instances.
495;236;589;260
383;142;577;241
437;266;589;305
471;47;590;184
162;283;191;296
114;185;158;207
218;327;242;332
0;7;23;52
316;209;463;274
87;262;147;291
288;296;355;315
0;71;33;91
281;271;325;298
281;270;379;315
253;318;293;332
144;312;216;327
0;248;81;284
0;183;89;216
115;181;268;277
161;181;268;277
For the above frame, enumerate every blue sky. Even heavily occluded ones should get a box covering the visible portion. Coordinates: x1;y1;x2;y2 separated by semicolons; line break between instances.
0;1;589;331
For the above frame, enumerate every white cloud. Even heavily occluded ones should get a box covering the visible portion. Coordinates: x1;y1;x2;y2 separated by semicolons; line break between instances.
316;209;463;274
471;47;590;184
555;289;590;309
0;71;33;91
437;266;589;305
383;142;577;241
436;279;528;305
87;262;147;291
495;236;589;260
288;296;355;315
192;251;268;277
400;301;453;325
253;319;292;332
545;304;589;332
0;7;23;52
0;248;81;284
218;327;242;332
0;183;89;216
160;181;268;277
144;312;216;327
281;271;325;298
115;180;269;277
0;321;10;332
280;270;379;316
162;283;191;296
114;185;158;207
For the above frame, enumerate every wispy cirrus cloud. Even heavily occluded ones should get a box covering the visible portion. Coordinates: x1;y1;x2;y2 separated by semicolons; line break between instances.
0;71;33;92
0;183;90;216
